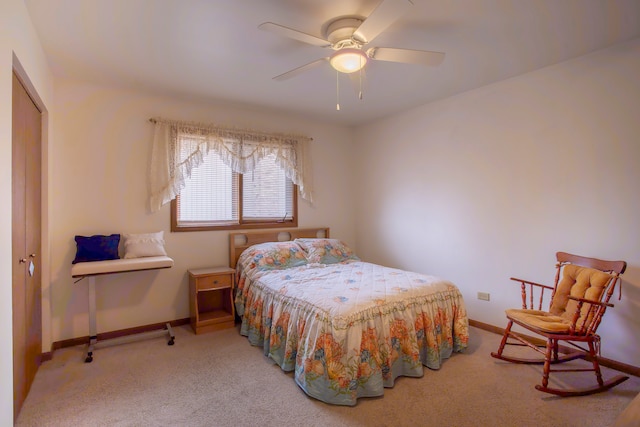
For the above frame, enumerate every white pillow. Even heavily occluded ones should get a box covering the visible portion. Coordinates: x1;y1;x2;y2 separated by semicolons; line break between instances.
122;231;167;259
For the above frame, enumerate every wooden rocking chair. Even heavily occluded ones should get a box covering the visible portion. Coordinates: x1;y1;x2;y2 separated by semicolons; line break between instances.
490;251;628;396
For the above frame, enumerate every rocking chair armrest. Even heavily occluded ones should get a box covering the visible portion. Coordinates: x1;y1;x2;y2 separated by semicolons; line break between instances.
509;277;554;291
510;277;555;310
566;295;613;333
567;295;614;308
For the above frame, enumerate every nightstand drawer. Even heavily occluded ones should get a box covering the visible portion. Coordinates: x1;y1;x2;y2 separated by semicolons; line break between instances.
196;274;232;291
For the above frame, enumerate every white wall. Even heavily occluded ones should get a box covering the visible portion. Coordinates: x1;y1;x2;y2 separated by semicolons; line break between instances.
50;79;356;342
353;37;640;367
1;0;54;423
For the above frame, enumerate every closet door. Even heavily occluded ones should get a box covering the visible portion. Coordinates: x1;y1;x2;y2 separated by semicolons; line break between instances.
12;71;42;419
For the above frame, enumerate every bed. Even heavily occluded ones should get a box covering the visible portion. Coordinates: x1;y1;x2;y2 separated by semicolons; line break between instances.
230;228;469;406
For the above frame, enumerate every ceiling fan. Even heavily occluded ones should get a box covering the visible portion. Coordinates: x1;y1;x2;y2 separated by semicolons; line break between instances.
259;0;445;96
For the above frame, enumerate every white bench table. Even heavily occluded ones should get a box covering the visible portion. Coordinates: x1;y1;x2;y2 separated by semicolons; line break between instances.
71;256;175;363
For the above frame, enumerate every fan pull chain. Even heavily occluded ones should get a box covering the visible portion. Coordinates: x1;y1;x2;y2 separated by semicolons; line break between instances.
336;70;340;111
359;66;363;100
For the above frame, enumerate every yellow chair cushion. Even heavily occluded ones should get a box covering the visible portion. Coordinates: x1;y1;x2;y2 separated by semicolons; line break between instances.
507;265;614;334
551;264;612;323
506;309;572;333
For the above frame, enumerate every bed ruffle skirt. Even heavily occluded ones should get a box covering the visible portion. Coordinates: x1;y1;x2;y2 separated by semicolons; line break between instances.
236;262;469;406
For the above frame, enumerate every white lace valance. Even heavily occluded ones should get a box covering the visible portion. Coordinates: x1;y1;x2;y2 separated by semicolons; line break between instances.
149;118;314;213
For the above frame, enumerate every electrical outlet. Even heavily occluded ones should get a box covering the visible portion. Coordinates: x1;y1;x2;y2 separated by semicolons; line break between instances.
477;292;490;301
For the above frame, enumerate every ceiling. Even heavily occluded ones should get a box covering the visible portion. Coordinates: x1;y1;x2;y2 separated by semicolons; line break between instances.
25;0;640;127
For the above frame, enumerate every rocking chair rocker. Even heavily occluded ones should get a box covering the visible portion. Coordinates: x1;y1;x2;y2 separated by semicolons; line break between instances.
491;251;628;397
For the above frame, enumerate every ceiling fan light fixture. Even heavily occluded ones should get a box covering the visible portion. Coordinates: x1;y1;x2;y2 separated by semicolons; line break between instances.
329;48;368;73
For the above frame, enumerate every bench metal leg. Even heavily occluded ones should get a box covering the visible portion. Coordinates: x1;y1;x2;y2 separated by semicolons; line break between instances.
86;276;97;363
84;276;175;363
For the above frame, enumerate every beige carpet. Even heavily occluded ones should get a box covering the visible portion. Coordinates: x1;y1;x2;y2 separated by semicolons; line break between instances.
16;326;640;427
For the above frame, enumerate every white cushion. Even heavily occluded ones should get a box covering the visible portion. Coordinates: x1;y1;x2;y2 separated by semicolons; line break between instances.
122;231;167;259
71;256;174;277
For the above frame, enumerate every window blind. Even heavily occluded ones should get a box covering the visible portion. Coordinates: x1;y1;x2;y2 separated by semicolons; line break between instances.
177;150;238;225
243;154;294;221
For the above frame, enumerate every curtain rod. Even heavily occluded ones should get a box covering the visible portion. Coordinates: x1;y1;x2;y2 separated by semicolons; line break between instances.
147;117;313;141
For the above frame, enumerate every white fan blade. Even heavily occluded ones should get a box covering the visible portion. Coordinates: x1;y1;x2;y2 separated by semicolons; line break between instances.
367;47;445;66
353;0;413;44
259;22;331;48
273;58;329;81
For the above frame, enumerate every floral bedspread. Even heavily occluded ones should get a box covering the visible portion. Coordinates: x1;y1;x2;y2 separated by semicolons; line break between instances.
235;260;469;406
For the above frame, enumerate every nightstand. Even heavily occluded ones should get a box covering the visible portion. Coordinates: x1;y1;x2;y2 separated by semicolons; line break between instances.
188;267;235;334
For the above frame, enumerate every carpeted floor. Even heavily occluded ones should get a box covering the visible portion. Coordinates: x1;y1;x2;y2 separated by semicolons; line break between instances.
16;326;640;427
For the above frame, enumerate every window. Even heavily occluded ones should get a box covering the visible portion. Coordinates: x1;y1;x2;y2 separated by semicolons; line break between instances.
171;150;297;231
149;118;313;227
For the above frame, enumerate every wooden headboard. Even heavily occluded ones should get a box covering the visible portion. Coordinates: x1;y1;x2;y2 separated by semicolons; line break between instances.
229;227;329;268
